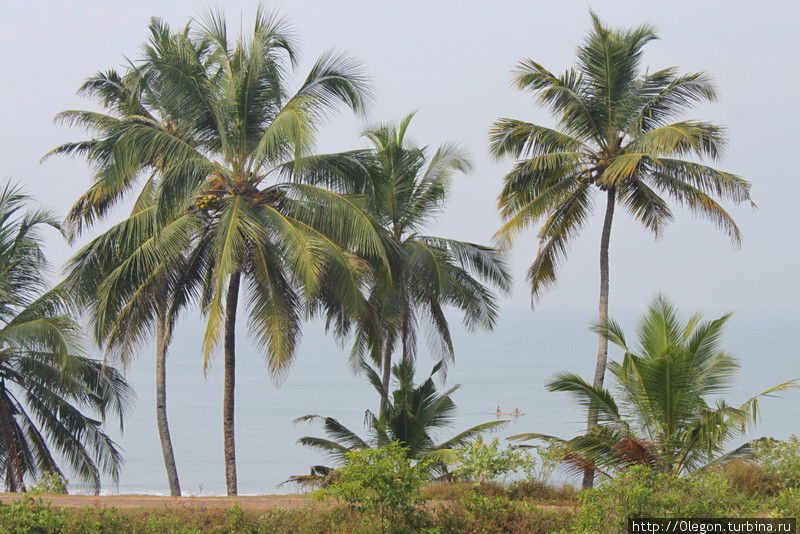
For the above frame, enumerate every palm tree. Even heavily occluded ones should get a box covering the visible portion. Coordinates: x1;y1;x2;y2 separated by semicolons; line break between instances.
0;183;131;493
297;114;510;410
489;13;752;486
51;11;380;496
49;68;189;496
510;296;797;479
294;362;506;480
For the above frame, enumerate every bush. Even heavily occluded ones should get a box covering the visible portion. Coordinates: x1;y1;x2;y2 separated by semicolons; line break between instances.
452;436;529;483
434;493;575;533
29;472;69;495
721;459;782;496
775;487;800;521
753;436;800;489
315;441;433;532
450;435;563;486
575;466;757;533
0;497;66;533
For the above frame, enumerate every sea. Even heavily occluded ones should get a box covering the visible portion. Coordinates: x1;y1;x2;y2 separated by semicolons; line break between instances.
68;308;798;495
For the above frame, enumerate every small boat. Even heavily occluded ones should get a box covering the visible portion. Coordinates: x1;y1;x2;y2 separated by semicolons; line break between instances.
494;411;525;416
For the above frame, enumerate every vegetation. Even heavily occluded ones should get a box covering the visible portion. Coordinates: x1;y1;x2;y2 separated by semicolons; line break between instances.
314;442;433;532
294;114;510;407
489;12;752;486
0;9;791;533
511;296;797;478
450;435;561;484
575;465;756;532
0;183;131;493
753;436;800;489
51;9;380;496
3;468;799;533
51;65;195;496
295;362;505;480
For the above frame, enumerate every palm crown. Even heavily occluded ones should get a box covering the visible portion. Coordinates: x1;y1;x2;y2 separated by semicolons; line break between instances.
299;114;511;378
52;10;381;372
490;13;752;301
295;362;505;475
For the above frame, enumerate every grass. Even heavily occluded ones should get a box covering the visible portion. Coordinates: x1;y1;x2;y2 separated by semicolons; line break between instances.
1;469;797;533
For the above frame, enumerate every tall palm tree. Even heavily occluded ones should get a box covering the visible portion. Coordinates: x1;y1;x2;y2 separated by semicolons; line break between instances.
51;10;380;495
297;114;510;410
48;68;188;496
0;183;131;493
489;13;752;487
294;362;506;479
510;296;797;478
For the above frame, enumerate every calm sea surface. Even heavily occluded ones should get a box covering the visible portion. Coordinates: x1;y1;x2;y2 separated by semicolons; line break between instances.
71;309;798;495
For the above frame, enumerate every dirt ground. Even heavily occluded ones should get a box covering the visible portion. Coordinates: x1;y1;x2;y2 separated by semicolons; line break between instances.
0;493;317;511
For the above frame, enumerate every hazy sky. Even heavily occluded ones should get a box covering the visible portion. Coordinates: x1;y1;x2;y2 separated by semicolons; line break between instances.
2;0;798;315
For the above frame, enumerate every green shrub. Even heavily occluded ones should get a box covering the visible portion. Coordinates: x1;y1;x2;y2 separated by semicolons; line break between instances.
575;466;757;533
775;487;800;521
315;441;434;532
451;435;561;485
754;436;800;489
29;472;69;495
0;497;66;534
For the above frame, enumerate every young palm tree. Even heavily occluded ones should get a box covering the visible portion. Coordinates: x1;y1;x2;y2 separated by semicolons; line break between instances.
0;183;131;493
294;362;506;480
489;13;752;486
510;296;797;479
297;114;510;409
51;11;380;495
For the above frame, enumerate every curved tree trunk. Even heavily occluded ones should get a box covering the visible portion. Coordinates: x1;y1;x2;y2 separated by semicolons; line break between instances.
400;307;411;365
582;187;616;490
0;382;25;492
223;270;241;496
155;310;181;497
379;341;392;419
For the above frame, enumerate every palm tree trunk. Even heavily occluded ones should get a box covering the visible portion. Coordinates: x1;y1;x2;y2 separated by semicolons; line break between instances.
0;382;24;492
401;308;411;365
582;186;616;490
223;270;241;496
379;341;392;419
155;310;181;497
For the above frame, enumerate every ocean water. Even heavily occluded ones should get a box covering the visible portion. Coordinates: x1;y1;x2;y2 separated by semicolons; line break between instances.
73;308;798;496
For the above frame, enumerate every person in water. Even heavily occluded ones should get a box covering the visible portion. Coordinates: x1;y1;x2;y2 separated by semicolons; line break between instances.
495;405;502;415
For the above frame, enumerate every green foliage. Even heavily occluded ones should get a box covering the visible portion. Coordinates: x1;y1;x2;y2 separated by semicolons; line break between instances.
575;466;756;533
753;436;800;489
490;12;751;305
296;363;505;478
512;296;797;478
29;472;69;495
775;487;800;521
54;7;377;377
0;497;67;533
0;183;131;493
298;114;510;375
316;442;433;531
451;435;560;484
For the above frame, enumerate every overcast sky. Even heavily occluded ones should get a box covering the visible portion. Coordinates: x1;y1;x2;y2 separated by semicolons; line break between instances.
1;0;797;315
